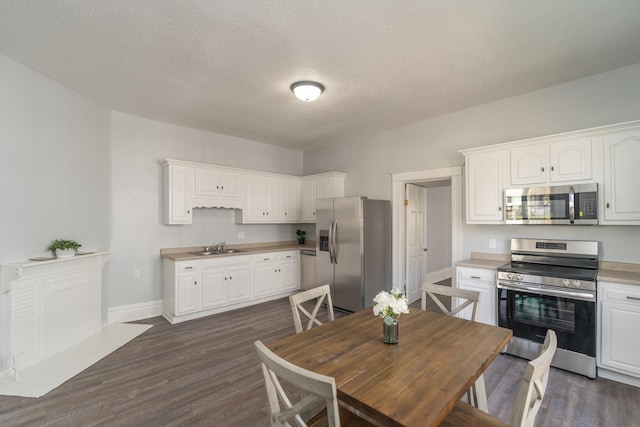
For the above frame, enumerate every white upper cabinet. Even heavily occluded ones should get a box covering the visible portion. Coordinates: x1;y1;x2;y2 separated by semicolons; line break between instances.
602;127;640;223
193;167;244;208
509;138;593;186
280;178;301;223
464;151;505;223
301;172;346;222
162;162;194;224
239;174;284;223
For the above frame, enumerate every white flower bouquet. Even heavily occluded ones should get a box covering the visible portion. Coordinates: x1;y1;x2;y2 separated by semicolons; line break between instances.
373;288;409;325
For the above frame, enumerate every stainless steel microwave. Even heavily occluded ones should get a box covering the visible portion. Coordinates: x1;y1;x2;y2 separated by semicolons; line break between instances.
504;183;598;225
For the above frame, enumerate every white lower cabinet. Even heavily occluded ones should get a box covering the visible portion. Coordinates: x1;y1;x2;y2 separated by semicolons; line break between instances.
598;281;640;382
254;251;300;297
455;266;497;326
163;251;299;324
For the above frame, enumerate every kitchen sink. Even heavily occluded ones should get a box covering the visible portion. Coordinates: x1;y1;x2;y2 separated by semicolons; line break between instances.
188;249;248;256
220;249;247;254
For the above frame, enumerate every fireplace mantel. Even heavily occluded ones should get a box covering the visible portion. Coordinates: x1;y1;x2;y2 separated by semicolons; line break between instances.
0;252;111;378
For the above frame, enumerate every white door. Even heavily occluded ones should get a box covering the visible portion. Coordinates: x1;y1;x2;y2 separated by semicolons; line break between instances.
405;184;426;304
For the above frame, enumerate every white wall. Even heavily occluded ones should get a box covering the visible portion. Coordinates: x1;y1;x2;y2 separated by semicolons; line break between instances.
304;63;640;263
108;112;304;307
0;55;111;262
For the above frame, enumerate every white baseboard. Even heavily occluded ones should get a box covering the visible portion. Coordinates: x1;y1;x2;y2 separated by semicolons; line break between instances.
598;367;640;388
107;300;163;323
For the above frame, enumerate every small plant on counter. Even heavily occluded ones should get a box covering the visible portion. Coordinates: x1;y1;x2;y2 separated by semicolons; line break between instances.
296;229;306;244
47;239;82;258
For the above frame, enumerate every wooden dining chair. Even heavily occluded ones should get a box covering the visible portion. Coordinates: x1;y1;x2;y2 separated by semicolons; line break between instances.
254;340;375;427
439;329;558;427
290;284;335;334
421;283;488;411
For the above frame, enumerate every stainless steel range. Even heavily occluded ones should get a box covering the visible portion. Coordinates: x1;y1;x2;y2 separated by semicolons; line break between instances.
497;238;599;378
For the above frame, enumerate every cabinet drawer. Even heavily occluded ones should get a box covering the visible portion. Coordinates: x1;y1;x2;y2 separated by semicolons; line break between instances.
254;253;277;263
457;267;495;283
178;261;201;272
601;282;640;304
278;251;298;261
202;255;251;269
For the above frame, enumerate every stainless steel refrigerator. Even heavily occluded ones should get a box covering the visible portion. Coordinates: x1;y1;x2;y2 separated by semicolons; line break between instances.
316;196;391;312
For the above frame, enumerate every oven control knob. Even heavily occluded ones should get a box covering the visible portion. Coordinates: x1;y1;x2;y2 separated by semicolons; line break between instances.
516;274;523;281
507;273;514;280
562;279;570;287
573;280;581;288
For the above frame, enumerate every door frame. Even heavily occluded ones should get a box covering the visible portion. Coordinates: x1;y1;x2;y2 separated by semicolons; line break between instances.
391;166;462;293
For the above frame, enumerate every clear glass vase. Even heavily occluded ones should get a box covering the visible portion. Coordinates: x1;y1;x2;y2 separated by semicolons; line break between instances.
383;316;398;344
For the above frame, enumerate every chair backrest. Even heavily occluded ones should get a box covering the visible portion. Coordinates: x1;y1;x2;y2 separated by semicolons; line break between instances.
510;329;558;427
255;340;341;427
289;284;335;334
421;283;481;320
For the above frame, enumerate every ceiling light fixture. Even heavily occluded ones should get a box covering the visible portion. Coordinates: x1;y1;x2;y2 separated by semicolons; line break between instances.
290;81;324;102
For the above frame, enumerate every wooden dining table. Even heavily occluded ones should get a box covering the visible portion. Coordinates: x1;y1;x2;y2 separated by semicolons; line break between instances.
267;308;512;427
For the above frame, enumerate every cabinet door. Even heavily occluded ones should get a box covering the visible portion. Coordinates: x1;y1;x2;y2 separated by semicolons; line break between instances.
603;130;640;221
219;171;245;199
244;175;266;222
169;166;193;224
549;139;592;183
316;176;333;199
278;259;299;292
466;152;505;223
194;168;221;197
264;178;282;222
510;145;547;186
254;261;278;297
600;301;640;376
202;268;228;309
228;265;253;303
301;179;317;221
281;179;301;222
457;279;496;326
176;271;199;315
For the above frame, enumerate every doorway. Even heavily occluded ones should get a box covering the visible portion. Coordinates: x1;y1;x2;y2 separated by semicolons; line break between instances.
391;166;462;304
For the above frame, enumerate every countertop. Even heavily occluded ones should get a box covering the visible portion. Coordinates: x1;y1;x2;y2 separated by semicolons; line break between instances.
598;261;640;286
455;254;640;287
456;252;509;270
160;241;316;261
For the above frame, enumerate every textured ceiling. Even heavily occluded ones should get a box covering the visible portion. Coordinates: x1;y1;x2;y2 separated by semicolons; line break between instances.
1;1;640;151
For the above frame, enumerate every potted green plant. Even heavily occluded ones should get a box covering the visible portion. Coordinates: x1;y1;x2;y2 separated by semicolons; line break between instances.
296;229;306;245
47;239;82;258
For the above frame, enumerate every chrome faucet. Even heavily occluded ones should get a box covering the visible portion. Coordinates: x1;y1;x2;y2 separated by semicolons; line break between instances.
216;242;226;252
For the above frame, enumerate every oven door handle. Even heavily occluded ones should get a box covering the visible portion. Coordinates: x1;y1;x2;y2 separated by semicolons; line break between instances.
569;186;575;223
497;281;595;302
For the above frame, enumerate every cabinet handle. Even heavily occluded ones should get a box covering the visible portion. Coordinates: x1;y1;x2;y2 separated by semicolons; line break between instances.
627;296;640;301
185;266;193;270
551;166;555;172
221;186;224;190
498;206;502;211
225;277;227;281
471;276;481;279
229;276;232;280
194;281;197;285
278;268;281;272
275;269;278;273
541;166;545;172
217;185;219;189
187;210;190;214
606;202;610;208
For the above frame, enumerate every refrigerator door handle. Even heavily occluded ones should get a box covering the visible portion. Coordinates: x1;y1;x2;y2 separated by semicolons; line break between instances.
332;219;338;264
328;218;335;264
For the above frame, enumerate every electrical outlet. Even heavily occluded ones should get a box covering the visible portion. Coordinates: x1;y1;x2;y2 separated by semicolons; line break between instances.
133;269;140;279
489;239;497;249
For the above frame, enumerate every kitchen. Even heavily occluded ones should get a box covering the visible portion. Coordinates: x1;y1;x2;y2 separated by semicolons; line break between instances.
1;2;640;426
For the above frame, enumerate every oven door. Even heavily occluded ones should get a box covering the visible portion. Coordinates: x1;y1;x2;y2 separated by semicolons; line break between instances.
497;286;596;357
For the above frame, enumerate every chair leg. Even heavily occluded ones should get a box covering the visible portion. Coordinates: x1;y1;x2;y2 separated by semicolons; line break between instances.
467;374;488;413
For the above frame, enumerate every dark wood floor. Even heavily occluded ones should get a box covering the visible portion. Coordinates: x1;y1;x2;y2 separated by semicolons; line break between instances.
1;296;638;427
